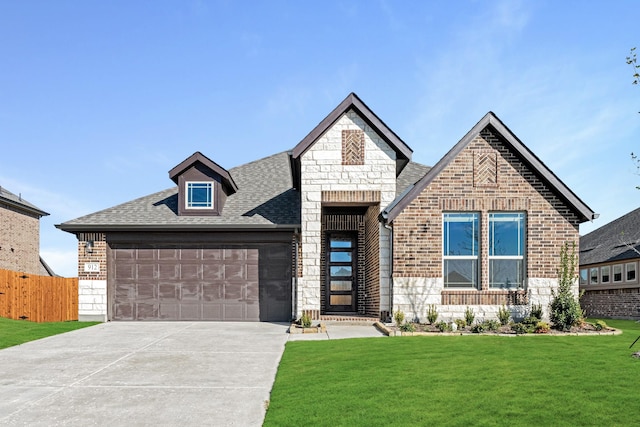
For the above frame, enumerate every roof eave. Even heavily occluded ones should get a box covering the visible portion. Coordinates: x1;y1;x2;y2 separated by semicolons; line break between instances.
55;223;301;233
0;196;49;218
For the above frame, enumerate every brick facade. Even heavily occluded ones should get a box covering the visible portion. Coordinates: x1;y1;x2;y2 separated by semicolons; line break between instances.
0;202;41;275
77;232;108;321
392;128;581;322
581;288;640;319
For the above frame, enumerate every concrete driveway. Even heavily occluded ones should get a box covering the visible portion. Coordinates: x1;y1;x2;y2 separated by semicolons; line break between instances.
0;322;289;426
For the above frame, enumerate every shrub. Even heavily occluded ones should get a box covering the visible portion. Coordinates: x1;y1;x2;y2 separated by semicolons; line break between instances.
435;321;451;332
530;303;543;321
455;319;467;330
301;312;312;328
464;307;475;326
497;306;511;326
394;310;405;326
549;242;584;331
471;322;485;333
426;304;438;324
511;322;528;335
399;322;416;332
594;320;608;331
484;319;500;332
534;321;551;334
522;316;539;329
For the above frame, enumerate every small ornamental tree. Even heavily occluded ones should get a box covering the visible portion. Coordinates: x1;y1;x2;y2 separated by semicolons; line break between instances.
549;241;584;331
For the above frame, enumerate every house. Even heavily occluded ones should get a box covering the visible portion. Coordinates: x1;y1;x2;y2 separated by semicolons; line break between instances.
0;186;54;276
57;93;596;322
579;207;640;319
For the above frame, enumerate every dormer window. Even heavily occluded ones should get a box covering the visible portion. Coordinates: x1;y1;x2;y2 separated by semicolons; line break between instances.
186;182;214;209
169;152;238;217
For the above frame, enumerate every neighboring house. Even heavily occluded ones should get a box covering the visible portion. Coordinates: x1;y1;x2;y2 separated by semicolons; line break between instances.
57;93;596;322
579;207;640;319
0;186;54;276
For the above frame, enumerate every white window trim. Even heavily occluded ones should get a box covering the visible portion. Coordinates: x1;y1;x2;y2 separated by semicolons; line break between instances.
613;264;623;283
589;267;599;285
600;265;610;284
186;181;214;210
625;262;637;282
488;212;526;289
442;212;479;289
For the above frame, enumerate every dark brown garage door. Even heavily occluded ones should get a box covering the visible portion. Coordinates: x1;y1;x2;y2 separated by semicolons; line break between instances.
110;243;291;321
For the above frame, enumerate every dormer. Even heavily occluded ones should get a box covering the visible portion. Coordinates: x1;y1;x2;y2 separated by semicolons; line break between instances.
169;152;238;216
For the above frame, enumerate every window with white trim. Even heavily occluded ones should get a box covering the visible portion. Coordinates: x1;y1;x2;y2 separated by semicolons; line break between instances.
489;212;525;289
626;262;636;282
579;269;588;285
601;265;610;284
590;267;599;285
613;264;623;282
186;182;213;209
443;213;479;288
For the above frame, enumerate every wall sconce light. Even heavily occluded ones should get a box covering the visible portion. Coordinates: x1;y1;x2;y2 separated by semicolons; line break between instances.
85;240;94;254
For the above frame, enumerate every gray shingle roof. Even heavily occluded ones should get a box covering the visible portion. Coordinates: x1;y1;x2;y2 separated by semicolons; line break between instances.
58;152;300;231
0;186;48;217
580;207;640;266
58;150;432;232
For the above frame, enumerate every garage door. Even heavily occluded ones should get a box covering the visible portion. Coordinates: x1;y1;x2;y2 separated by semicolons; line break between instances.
110;243;291;321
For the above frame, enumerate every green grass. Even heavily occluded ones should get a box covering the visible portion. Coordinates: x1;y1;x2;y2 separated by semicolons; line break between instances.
0;317;99;349
264;319;640;426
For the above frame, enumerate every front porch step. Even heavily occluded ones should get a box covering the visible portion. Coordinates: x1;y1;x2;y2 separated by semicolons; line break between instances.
320;315;380;324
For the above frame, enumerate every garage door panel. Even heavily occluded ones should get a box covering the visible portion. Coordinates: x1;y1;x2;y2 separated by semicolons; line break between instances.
181;283;201;301
111;243;291;321
203;264;224;280
180;264;202;280
179;304;201;320
158;264;180;280
159;283;179;301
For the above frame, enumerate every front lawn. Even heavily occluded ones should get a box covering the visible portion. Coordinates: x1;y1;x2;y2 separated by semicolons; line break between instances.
264;319;640;426
0;317;99;349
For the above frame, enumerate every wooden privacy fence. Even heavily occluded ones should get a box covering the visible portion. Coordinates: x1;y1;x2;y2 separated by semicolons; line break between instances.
0;269;78;322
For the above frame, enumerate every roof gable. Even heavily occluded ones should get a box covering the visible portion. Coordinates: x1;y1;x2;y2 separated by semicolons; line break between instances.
169;152;238;194
383;111;597;224
290;93;412;187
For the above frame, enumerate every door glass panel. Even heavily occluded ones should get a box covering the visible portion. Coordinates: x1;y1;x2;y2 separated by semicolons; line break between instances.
330;266;352;277
330;295;352;305
330;252;352;262
330;240;352;248
331;280;352;291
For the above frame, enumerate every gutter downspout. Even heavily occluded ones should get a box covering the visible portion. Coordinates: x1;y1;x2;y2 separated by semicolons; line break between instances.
384;222;393;322
293;229;300;321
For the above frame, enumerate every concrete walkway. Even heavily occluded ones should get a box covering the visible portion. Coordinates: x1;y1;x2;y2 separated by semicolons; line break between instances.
0;322;290;426
287;322;386;341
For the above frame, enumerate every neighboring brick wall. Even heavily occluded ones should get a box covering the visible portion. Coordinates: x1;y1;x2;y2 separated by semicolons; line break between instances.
0;203;41;275
581;288;640;319
392;128;581;320
298;109;396;318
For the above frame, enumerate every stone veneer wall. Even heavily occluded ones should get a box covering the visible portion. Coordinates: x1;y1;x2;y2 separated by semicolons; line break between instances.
77;232;108;321
299;109;396;319
392;128;581;322
0;202;41;275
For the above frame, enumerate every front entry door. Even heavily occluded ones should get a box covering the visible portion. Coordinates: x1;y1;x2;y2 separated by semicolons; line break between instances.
326;233;357;313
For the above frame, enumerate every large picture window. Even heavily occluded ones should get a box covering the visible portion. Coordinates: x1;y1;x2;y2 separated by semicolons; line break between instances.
489;212;525;289
186;182;213;209
443;213;479;288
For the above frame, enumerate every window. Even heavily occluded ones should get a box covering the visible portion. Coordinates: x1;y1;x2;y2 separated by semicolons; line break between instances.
443;213;479;288
590;268;599;285
626;262;637;282
601;266;610;284
579;269;588;285
613;264;623;282
186;182;213;209
489;213;525;289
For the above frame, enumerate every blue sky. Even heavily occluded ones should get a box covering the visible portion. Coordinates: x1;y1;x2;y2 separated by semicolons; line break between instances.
1;1;638;277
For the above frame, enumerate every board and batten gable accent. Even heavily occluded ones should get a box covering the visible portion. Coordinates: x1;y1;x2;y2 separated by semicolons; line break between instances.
391;126;582;322
298;109;397;318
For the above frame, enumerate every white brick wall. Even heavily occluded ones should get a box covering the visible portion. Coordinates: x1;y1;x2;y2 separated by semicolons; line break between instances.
298;109;397;316
78;279;107;321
